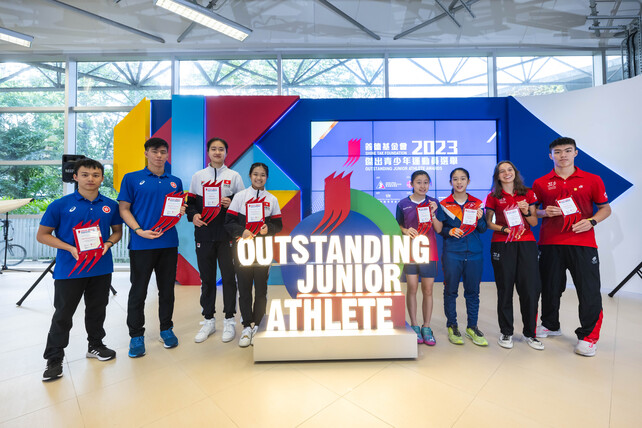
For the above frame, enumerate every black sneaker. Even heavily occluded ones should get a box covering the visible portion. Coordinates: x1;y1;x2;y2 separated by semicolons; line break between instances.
42;358;63;382
86;344;116;361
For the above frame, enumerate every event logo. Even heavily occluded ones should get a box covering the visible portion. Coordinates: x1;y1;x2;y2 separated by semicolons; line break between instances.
343;138;361;167
237;171;430;333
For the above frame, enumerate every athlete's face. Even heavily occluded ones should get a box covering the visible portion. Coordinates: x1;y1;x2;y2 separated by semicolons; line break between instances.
450;171;469;193
412;175;430;196
74;166;104;192
497;163;515;185
250;166;267;190
145;146;169;170
208;140;227;166
550;144;577;169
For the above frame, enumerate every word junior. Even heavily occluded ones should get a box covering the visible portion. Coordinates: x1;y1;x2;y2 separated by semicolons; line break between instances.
237;235;430;331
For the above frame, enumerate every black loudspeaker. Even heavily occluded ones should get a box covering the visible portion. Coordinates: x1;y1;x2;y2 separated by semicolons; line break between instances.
62;154;87;183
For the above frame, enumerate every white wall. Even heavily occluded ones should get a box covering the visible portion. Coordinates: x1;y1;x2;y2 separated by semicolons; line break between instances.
516;75;642;295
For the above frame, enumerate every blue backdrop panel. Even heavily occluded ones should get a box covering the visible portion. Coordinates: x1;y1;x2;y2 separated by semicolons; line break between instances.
150;99;172;135
171;95;205;271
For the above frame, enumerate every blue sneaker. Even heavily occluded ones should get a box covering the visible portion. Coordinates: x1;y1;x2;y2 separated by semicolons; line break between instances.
128;336;145;358
159;328;178;349
411;325;424;344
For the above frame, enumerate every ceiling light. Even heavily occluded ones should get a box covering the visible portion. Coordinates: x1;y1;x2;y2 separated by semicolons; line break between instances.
154;0;252;41
0;27;34;48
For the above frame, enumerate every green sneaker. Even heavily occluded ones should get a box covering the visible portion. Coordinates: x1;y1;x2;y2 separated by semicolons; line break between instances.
448;326;464;345
465;327;488;346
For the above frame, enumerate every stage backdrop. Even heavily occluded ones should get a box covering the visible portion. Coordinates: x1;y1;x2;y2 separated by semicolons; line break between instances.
113;81;635;290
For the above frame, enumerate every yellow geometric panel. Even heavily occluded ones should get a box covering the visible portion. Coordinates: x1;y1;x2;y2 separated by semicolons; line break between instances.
270;190;298;211
113;98;150;192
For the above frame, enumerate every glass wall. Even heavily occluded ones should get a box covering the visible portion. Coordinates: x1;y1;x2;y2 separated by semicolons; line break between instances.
496;56;593;96
282;58;384;98
389;57;488;98
180;59;278;95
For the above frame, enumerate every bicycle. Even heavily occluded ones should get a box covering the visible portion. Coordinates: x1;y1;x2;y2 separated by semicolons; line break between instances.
1;218;27;267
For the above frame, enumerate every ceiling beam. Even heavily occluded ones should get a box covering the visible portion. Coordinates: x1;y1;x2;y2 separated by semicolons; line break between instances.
395;0;479;40
317;0;381;40
40;0;165;43
434;0;461;27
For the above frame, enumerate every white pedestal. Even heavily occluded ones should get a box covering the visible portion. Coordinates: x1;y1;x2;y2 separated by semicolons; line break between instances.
253;322;418;362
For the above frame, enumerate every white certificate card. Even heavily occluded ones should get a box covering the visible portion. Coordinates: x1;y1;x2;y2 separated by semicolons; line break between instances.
557;197;579;215
247;202;264;223
75;226;101;252
504;208;523;227
203;187;220;207
163;197;183;217
417;206;432;224
462;208;477;225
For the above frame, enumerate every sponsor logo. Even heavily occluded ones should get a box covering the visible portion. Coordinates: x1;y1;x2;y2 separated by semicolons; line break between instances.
547;181;556;190
102;206;111;213
170;182;177;188
492;252;500;261
591;256;598;265
139;180;145;185
69;206;76;212
196;243;200;248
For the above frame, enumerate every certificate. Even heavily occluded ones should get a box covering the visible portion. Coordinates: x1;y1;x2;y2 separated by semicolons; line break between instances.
247;202;264;223
203;186;220;208
504;207;523;228
417;206;432;224
74;226;102;252
162;196;183;217
462;208;477;226
557;197;579;216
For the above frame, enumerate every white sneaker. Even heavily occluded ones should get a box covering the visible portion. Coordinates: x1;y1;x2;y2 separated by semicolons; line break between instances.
222;318;236;343
194;318;216;343
250;325;258;346
498;334;513;349
526;337;545;350
535;325;562;338
239;327;252;348
574;339;597;357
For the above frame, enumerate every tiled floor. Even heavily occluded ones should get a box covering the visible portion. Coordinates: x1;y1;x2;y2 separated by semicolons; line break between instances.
1;268;641;428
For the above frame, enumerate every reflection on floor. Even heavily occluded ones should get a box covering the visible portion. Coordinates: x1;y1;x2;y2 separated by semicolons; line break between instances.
1;269;641;428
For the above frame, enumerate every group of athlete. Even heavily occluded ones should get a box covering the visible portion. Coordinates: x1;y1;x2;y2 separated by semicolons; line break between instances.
38;135;609;382
398;137;610;357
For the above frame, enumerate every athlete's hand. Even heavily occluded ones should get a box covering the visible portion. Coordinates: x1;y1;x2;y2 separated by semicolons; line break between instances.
572;219;593;233
449;228;464;238
68;246;79;260
259;224;268;235
517;200;529;214
545;205;563;217
220;197;232;208
429;201;438;214
193;213;207;227
102;242;113;256
405;227;418;238
138;229;163;240
180;204;186;216
241;229;254;240
476;208;484;219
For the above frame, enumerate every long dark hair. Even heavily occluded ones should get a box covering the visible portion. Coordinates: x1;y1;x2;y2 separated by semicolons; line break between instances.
491;160;528;198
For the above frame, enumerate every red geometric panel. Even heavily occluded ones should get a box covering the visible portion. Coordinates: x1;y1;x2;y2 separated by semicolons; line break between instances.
151;118;172;163
205;96;299;165
176;253;201;286
278;190;301;237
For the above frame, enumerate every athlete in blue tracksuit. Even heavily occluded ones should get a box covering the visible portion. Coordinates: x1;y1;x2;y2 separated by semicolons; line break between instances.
439;168;488;346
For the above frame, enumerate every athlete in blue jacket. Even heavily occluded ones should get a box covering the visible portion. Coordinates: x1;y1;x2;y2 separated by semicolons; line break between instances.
439;168;488;346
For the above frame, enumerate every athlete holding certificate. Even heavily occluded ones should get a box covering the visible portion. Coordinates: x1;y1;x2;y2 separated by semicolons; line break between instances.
532;137;611;357
225;163;282;348
485;161;544;351
118;138;185;358
38;158;122;381
186;137;244;344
